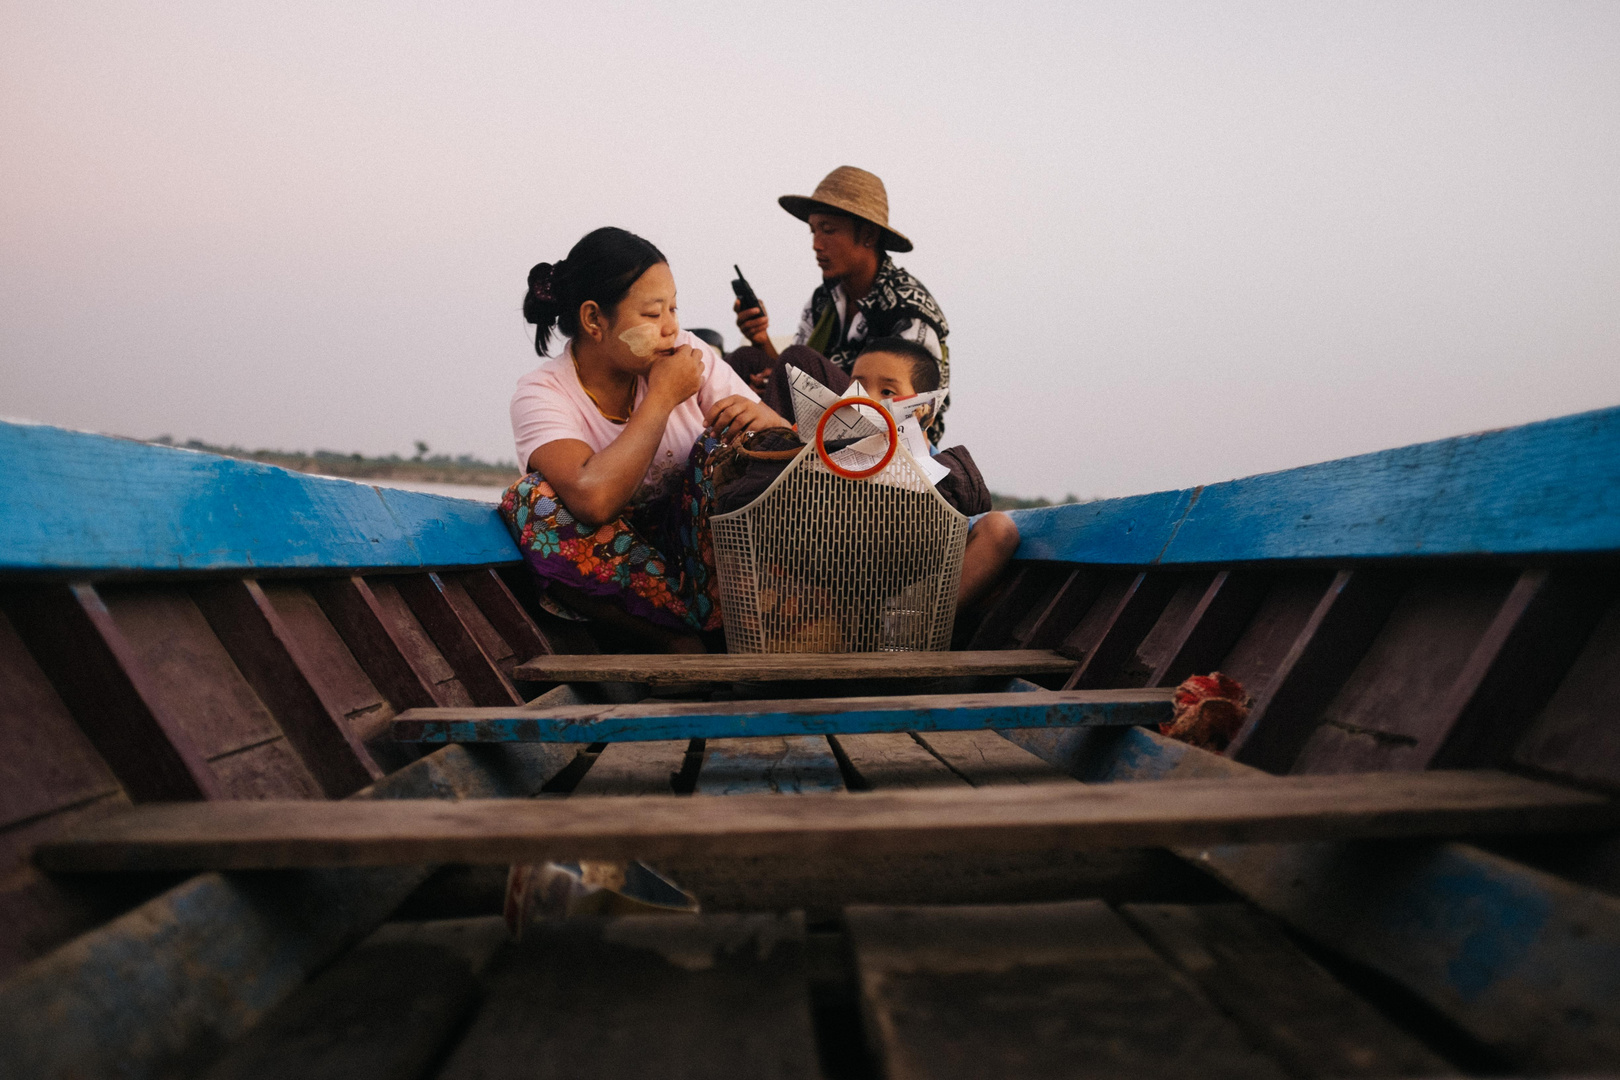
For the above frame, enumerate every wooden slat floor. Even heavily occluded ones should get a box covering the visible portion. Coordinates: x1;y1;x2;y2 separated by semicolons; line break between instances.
8;552;1620;1078
15;611;1614;1078
183;724;1474;1080
10;411;1620;1078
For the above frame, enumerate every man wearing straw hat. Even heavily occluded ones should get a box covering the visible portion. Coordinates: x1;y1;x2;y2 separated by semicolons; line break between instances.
730;165;953;443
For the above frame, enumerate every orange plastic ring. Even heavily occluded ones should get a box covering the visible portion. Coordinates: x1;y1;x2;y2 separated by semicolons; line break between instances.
814;396;899;480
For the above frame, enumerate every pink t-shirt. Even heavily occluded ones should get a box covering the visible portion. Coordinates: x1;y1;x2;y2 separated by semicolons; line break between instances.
510;330;758;503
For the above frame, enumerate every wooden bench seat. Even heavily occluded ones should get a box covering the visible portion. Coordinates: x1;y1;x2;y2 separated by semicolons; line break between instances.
37;770;1615;872
511;648;1077;687
391;687;1177;743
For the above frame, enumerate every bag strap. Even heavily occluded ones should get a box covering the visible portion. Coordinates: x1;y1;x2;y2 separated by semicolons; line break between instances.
734;427;804;462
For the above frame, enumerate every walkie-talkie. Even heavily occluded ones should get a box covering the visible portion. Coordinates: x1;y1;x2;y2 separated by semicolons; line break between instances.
731;265;760;313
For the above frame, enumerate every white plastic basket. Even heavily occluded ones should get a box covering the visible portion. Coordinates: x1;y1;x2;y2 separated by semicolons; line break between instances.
710;399;970;653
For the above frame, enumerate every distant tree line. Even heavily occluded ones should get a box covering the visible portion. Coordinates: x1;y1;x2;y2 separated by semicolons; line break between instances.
149;436;521;485
149;435;1089;506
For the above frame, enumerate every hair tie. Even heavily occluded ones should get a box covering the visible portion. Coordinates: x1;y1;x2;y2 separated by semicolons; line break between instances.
530;262;557;303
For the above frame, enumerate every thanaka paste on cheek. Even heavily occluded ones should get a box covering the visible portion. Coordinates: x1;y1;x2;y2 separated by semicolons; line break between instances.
618;323;663;358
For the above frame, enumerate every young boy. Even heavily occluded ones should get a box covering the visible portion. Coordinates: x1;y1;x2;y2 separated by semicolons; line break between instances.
849;338;1022;608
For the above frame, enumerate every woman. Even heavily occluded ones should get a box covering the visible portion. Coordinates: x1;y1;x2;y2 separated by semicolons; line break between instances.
503;227;790;652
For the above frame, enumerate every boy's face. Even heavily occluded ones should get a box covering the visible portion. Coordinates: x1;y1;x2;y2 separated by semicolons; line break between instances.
850;351;916;402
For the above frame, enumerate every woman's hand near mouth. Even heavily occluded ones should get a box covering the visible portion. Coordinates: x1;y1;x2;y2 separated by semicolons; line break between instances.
646;344;704;411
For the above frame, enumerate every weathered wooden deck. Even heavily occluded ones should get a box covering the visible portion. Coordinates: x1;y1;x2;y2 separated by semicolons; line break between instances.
3;410;1620;1078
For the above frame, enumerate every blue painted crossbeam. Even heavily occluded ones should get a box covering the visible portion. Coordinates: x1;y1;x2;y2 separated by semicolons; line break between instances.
391;688;1177;744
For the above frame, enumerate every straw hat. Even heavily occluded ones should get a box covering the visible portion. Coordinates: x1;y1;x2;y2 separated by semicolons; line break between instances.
778;166;913;253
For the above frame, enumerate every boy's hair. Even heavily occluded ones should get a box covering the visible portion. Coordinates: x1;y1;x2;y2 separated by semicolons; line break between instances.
857;336;940;393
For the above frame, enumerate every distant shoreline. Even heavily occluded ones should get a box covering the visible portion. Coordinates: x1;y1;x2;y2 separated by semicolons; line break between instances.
148;436;1081;511
150;437;521;488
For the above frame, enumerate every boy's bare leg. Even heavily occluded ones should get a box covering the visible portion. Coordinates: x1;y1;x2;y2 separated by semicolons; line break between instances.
958;511;1022;609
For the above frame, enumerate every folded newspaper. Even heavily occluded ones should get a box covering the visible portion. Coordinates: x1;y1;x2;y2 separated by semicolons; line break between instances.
785;363;951;487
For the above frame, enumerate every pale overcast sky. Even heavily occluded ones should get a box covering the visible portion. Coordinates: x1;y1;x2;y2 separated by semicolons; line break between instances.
3;1;1617;499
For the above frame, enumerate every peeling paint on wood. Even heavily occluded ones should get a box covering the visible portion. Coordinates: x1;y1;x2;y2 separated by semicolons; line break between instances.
1012;404;1620;564
0;420;516;574
392;688;1177;744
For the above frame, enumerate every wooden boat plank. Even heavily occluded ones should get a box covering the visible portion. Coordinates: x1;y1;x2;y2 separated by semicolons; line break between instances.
1;583;225;800
0;794;143;979
836;720;1158;906
961;565;1032;649
1119;903;1455;1077
846;900;1289;1080
256;580;420;773
1289;570;1517;775
1023;567;1108;651
0;420;518;574
1147;569;1270;687
1162;404;1620;563
493;565;606;657
1023;724;1620;1073
0;609;123;829
911;729;1080;787
1513;589;1620;792
695;736;845;795
671;726;1219;910
1126;570;1218;683
1200;840;1620;1072
1064;570;1185;689
1428;568;1617;769
976;563;1070;649
97;584;287;759
1210;569;1338;700
571;740;690;797
1010;404;1620;565
256;582;392;720
434;570;519;679
658;844;1219;912
1076;571;1190;688
0;863;434;1080
449;567;554;665
436;914;820;1080
394;574;522;706
830;732;962;790
1229;569;1407;770
36;770;1616;872
7;408;1620;1075
192;579;382;795
206;739;326;799
1008;565;1081;646
10;404;1619;572
192;918;505;1080
1013;486;1200;566
362;577;476;705
308;576;444;710
1053;570;1136;664
511;648;1077;685
391;688;1177;744
0;694;585;1080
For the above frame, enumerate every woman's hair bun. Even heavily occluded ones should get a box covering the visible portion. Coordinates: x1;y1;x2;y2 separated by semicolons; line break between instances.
522;229;665;357
523;261;562;330
528;262;557;304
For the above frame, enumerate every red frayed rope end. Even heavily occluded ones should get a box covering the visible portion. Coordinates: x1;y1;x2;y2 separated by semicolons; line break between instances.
1159;672;1251;753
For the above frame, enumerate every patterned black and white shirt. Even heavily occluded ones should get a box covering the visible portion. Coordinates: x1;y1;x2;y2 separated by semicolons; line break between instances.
793;255;952;442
